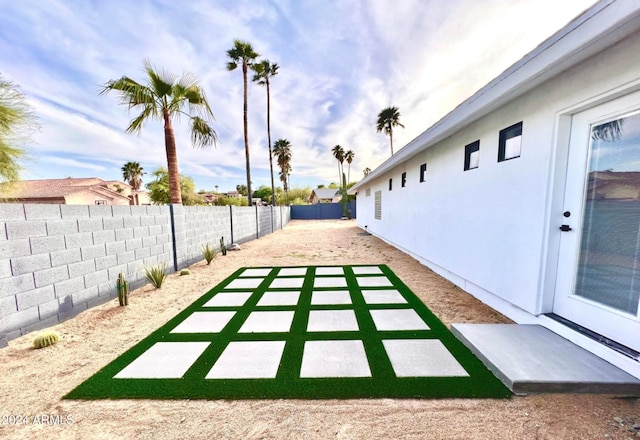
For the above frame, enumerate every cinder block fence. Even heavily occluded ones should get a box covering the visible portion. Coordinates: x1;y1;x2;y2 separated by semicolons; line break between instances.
0;203;290;347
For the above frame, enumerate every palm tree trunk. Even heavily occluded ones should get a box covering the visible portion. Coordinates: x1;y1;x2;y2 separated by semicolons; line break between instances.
242;62;253;206
266;79;276;206
163;110;182;204
389;125;394;156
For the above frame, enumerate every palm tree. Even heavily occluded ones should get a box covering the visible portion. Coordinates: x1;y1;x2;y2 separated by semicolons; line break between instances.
227;39;260;205
363;167;371;177
376;106;404;156
101;60;217;204
331;145;345;184
252;59;279;207
273;138;292;204
121;161;144;205
0;74;38;183
344;150;354;184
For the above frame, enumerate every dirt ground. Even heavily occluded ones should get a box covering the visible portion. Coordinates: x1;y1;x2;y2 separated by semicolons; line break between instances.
0;220;638;439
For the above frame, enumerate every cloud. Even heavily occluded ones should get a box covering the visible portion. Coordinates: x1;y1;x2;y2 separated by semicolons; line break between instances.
0;0;595;192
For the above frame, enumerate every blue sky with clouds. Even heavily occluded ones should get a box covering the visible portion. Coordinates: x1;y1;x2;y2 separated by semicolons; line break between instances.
0;0;595;193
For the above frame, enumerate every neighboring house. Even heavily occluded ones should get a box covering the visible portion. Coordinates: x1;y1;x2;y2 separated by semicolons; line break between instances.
0;177;147;205
350;0;640;379
309;188;341;204
225;191;243;199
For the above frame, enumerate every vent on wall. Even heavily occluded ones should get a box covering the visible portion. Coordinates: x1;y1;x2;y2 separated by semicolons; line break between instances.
374;190;382;220
366;188;371;197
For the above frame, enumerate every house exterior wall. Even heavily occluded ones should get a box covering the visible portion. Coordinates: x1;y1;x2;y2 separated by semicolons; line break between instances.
66;191;130;206
356;30;640;317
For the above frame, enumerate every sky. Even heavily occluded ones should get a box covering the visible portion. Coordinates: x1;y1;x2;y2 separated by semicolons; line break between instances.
0;0;597;193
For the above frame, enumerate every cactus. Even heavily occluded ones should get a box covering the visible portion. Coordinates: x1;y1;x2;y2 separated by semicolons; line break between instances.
116;272;129;306
220;237;227;256
33;330;60;349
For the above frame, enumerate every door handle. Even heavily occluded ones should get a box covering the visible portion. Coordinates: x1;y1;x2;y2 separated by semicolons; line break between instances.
559;225;572;232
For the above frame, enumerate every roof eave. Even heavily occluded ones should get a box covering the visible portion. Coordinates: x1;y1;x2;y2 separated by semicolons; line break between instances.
351;0;640;192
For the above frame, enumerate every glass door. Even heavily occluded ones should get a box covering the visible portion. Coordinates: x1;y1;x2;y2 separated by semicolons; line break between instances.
553;92;640;352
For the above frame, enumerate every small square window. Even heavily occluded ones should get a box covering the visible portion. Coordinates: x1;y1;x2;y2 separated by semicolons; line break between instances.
401;172;407;188
464;140;480;171
388;178;393;191
498;122;523;162
419;163;427;182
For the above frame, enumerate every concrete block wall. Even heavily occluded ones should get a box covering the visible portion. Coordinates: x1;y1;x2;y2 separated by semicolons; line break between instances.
174;205;232;269
0;204;173;347
231;206;258;244
257;206;274;238
0;203;290;347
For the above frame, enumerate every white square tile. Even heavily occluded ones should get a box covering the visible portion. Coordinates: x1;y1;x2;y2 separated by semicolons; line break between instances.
114;342;209;379
352;266;383;275
257;291;300;306
278;267;307;276
206;341;286;379
370;309;430;331
313;277;348;288
383;339;469;377
240;268;272;277
170;311;236;333
269;277;305;289
307;310;359;332
357;276;393;287
300;340;371;377
315;267;344;275
239;311;295;333
203;291;253;307
226;278;264;289
361;289;407;305
310;290;352;305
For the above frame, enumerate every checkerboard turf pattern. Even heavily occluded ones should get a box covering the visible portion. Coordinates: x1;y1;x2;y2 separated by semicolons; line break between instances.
65;265;510;399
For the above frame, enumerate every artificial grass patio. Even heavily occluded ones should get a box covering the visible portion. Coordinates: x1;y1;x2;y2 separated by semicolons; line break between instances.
65;265;511;400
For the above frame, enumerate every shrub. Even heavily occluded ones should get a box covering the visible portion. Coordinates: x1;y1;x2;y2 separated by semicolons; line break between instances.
201;243;217;265
33;330;60;349
180;269;191;276
144;262;167;289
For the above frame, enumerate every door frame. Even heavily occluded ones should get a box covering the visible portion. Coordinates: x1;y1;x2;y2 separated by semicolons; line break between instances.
542;82;640;349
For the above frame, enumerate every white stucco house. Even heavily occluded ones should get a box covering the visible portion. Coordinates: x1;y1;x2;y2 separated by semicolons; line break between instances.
350;0;640;379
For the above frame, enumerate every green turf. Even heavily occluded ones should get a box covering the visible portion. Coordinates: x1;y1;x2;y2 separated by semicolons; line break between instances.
64;265;511;400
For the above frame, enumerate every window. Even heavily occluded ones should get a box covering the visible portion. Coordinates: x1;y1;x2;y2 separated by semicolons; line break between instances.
374;191;382;220
464;140;480;171
388;178;393;191
365;188;371;197
419;163;427;182
498;122;523;162
95;200;107;205
401;172;407;187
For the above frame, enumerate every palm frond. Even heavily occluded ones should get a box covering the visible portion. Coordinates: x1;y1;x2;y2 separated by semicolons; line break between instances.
144;60;175;98
126;104;156;134
226;61;238;71
191;116;218;148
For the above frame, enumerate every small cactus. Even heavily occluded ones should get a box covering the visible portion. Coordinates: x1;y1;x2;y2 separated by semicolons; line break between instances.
180;269;191;276
33;330;60;349
220;237;227;256
116;272;129;306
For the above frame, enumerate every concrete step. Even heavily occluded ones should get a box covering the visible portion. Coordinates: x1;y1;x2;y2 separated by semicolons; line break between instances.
450;323;640;395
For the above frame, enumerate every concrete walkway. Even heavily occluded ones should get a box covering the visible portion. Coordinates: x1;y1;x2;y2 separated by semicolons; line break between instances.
451;324;640;395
